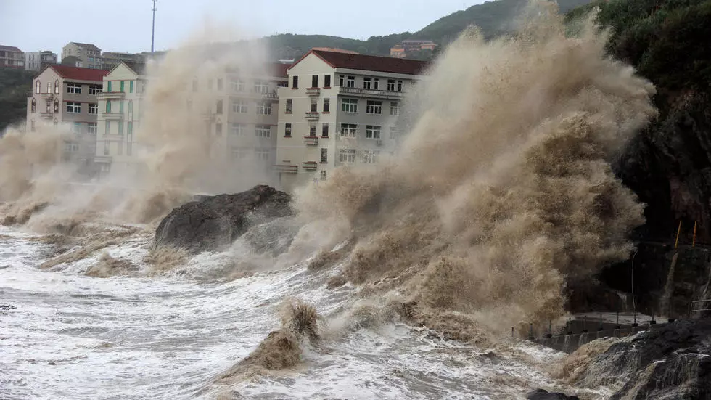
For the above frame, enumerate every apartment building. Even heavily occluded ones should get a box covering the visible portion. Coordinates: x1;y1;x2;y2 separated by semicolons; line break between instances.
25;51;57;71
102;52;145;72
62;42;103;69
0;45;24;69
26;65;109;174
275;49;427;192
94;62;146;177
389;40;438;58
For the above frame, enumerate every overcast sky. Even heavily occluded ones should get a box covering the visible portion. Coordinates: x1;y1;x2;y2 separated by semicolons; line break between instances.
1;0;482;57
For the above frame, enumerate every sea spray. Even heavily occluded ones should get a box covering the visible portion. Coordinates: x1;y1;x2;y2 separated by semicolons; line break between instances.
289;1;657;335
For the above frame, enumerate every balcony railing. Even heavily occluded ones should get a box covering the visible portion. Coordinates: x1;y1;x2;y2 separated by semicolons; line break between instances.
303;161;318;171
275;164;298;174
96;91;126;100
339;86;403;99
305;112;319;121
306;87;321;96
103;113;124;120
304;136;319;146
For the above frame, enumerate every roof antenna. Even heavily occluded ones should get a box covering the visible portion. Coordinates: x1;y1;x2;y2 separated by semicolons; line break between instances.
151;0;157;53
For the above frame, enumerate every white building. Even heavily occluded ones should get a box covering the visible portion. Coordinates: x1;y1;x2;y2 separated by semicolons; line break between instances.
275;48;427;192
24;51;57;71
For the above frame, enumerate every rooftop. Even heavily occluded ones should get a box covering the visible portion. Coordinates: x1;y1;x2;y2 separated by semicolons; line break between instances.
69;42;101;51
0;45;23;53
297;48;429;75
49;65;110;82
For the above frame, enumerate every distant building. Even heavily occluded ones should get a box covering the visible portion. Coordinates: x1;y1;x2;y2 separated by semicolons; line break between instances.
389;40;437;59
0;45;24;69
275;48;427;192
61;55;83;68
26;65;109;175
62;42;103;69
25;51;58;71
102;52;145;72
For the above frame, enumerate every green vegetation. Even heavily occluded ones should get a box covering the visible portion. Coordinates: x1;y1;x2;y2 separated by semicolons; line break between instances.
0;68;34;133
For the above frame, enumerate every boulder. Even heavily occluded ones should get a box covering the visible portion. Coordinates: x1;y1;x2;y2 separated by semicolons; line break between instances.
154;185;292;254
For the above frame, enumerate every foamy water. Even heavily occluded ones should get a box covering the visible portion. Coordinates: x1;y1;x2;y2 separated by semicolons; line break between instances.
0;226;580;400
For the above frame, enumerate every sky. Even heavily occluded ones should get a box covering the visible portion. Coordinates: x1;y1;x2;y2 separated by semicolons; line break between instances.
0;0;482;58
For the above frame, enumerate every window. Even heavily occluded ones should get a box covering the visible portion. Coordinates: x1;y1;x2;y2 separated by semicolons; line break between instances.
255;148;270;162
45;99;50;113
216;99;223;114
365;125;382;139
107;81;113;92
323;98;330;113
339;149;356;163
105;120;111;135
347;75;355;88
362;150;380;164
130;81;134;93
89;85;102;95
342;98;358;113
320;170;327;180
230;78;244;92
88;123;97;135
217;78;223;91
35;81;40;94
231;99;247;114
324;75;331;87
390;102;400;116
363;77;372;90
64;142;79;152
89;103;98;114
321;148;328;163
106;100;112;113
254;81;269;94
66;102;81;113
54;80;60;94
285;99;292;114
292;76;298;89
255;125;271;138
72;123;82;134
311;75;318;88
47;82;51;93
128;100;133;114
192;80;198;92
310;102;317;113
310;125;317;137
398;80;404;92
31;98;36;113
118;120;124;135
373;78;380;90
257;101;272;115
120;81;125;92
387;79;396;91
322;123;329;138
231;146;249;160
67;83;82;94
231;123;245;136
366;101;382;114
284;123;292;137
340;123;357;137
390;126;398;139
215;123;222;136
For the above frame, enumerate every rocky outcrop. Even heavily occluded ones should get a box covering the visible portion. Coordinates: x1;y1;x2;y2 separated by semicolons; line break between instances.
154;185;292;254
576;319;711;399
526;389;580;400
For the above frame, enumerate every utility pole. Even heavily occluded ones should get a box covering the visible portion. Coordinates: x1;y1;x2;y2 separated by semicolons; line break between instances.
151;0;157;53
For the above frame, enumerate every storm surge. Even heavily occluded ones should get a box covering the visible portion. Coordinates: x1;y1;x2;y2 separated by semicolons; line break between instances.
288;1;657;334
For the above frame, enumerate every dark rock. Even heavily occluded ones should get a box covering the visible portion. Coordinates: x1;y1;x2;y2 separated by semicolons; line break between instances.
526;389;579;400
578;319;711;400
154;185;292;254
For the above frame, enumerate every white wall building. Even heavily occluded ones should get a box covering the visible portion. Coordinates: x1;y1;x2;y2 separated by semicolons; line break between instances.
275;49;427;192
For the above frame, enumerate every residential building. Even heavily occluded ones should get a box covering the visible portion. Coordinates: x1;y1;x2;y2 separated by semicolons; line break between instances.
62;42;103;69
26;65;109;174
389;45;406;58
102;52;145;72
0;45;24;69
25;51;58;71
275;49;427;192
94;62;146;177
389;40;438;59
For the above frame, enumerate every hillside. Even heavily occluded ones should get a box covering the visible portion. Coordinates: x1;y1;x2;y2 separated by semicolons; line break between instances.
0;68;34;133
265;0;593;60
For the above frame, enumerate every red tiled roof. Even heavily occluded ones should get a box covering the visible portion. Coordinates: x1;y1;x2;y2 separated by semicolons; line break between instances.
270;62;290;78
50;65;109;82
294;49;428;75
0;45;22;53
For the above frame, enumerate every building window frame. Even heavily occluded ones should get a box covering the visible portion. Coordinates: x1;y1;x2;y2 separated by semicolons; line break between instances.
340;123;357;137
255;125;271;138
66;101;81;114
341;98;358;114
366;100;382;114
284;123;292;137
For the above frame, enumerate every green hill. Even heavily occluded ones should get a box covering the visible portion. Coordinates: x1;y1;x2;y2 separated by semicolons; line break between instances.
0;68;34;134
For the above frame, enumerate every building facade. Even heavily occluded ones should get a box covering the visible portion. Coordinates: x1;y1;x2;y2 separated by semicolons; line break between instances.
275;49;426;192
0;45;24;69
62;42;103;69
26;65;109;174
102;52;145;72
25;51;58;71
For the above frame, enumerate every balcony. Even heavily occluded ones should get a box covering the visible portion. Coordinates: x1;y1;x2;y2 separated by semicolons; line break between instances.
306;87;321;97
103;113;124;120
262;91;278;99
304;136;319;146
40;112;54;119
275;164;297;174
305;112;319;121
96;91;125;100
339;86;403;99
303;161;318;171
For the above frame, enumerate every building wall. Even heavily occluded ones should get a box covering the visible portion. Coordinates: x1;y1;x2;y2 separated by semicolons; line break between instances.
62;43;103;69
0;48;24;69
25;51;57;71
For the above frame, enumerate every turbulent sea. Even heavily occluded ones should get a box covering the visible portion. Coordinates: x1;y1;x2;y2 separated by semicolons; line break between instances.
0;224;583;400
